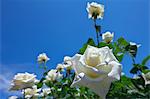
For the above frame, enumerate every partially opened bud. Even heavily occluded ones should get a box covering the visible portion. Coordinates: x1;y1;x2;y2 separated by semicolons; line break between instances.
102;31;114;43
56;64;64;72
37;53;50;63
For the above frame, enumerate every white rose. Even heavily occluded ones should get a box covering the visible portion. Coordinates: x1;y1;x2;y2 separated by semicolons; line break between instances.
45;69;63;82
102;31;114;43
142;72;150;85
37;53;50;63
40;88;51;97
86;2;104;19
56;64;64;72
10;72;38;90
23;85;41;99
8;96;18;99
63;56;72;70
70;45;122;99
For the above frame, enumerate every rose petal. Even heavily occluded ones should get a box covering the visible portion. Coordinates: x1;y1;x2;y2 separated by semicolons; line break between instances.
99;46;118;63
71;73;112;99
72;54;107;80
108;61;122;80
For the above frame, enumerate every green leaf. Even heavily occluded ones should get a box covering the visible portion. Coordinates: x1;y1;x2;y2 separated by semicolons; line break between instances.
98;42;113;49
142;69;150;74
140;66;149;71
131;77;145;90
116;53;124;62
107;76;134;98
37;82;43;89
130;64;148;74
78;38;95;54
98;42;107;48
130;66;139;74
142;55;150;65
36;77;45;88
117;37;129;47
113;42;122;54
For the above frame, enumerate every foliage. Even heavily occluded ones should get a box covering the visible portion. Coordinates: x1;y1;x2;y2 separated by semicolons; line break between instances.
10;36;150;99
9;1;150;99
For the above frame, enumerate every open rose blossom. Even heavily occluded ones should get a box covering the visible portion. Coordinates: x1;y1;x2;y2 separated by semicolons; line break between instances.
86;2;104;19
40;88;51;97
70;45;122;99
37;53;50;63
63;56;72;70
10;72;38;90
22;85;41;99
45;69;63;82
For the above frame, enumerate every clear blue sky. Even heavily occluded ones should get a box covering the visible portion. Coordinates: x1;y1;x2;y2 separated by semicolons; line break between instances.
1;0;150;98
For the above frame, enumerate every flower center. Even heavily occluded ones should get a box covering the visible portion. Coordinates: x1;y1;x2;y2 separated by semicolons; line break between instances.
85;50;101;67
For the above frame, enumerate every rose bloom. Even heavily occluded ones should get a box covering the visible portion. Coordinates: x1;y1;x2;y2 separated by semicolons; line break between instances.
37;53;50;63
22;85;41;99
10;72;38;90
86;2;104;19
102;31;114;43
45;69;63;82
70;45;122;99
142;72;150;85
56;64;64;72
40;88;51;97
63;56;72;70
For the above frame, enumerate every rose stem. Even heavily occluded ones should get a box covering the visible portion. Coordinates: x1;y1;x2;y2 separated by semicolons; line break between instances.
43;62;47;71
94;19;100;46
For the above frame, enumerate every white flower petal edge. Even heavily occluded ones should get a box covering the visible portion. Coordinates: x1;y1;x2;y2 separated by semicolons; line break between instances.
71;73;112;99
108;61;122;80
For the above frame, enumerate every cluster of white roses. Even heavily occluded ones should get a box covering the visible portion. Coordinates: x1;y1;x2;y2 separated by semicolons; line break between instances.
8;2;150;99
9;53;73;99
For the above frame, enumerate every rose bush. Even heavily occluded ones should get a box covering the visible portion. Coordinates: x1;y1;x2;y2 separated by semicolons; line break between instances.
8;1;150;99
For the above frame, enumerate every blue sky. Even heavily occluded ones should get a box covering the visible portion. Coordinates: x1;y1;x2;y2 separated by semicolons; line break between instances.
1;0;150;98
